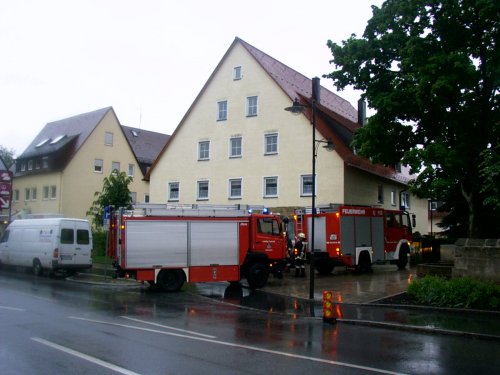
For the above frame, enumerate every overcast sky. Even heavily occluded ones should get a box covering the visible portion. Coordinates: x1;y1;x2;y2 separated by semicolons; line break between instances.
1;0;383;156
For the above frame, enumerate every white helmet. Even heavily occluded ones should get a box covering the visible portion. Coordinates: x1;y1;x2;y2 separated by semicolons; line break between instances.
298;233;306;239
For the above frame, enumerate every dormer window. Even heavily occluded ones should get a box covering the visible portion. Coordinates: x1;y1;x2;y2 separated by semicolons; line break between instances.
50;135;66;144
36;139;50;148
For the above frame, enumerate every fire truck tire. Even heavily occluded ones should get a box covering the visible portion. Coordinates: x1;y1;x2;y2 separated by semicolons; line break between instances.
246;263;269;289
397;248;409;270
355;252;372;273
157;269;185;292
316;262;335;275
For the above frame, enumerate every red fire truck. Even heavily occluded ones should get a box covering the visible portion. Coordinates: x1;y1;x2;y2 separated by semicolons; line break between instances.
108;204;288;291
294;205;415;274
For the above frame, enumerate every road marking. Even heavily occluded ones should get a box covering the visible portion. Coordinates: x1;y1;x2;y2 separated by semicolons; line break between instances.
0;305;25;311
31;337;142;375
70;316;408;374
120;316;216;338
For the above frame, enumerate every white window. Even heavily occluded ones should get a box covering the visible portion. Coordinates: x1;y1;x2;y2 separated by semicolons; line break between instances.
128;164;135;177
105;132;113;146
129;192;137;204
229;179;242;199
401;192;411;209
264;177;278;198
21;162;26;172
144;193;150;203
233;66;242;80
230;137;242;158
28;160;33;171
197;181;209;200
31;187;37;201
13;189;19;202
94;159;103;173
25;188;30;201
42;157;49;168
50;185;57;199
265;133;278;155
391;190;397;206
198;141;210;160
168;182;179;201
112;161;120;173
217;100;228;121
35;159;41;169
378;185;384;204
301;174;314;196
246;96;258;117
43;186;49;200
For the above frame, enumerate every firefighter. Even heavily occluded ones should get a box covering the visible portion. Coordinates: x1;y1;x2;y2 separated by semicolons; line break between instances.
294;232;307;277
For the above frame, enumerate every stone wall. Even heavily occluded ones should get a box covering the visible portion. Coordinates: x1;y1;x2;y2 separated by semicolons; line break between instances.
452;238;500;282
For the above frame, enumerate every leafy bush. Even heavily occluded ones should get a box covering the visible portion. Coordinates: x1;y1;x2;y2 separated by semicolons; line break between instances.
92;231;107;258
407;276;500;310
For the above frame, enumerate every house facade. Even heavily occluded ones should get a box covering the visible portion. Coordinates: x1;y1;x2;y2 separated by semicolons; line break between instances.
11;107;169;220
147;38;428;235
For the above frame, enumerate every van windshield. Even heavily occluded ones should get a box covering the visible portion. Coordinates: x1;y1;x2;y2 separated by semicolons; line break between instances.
0;230;9;243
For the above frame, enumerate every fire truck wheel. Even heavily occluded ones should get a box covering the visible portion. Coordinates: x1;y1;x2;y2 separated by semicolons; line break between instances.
246;263;269;289
355;252;372;274
316;263;334;275
157;269;185;292
397;248;409;270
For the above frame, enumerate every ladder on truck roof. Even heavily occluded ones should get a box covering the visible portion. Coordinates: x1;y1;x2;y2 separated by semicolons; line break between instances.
128;203;266;218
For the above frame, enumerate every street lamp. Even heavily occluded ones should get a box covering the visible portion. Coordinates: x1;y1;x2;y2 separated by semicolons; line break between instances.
285;77;329;300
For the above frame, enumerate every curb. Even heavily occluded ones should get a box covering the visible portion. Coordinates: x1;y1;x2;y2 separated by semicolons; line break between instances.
336;318;500;341
67;273;143;287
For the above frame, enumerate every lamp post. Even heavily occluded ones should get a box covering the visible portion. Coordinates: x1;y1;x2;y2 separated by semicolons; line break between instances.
285;77;321;300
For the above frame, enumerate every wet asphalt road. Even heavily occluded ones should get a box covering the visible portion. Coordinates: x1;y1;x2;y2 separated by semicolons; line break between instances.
1;268;499;375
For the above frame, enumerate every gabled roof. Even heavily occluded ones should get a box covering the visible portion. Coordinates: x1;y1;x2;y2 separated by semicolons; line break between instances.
237;37;409;184
147;37;410;184
19;107;114;160
121;125;170;166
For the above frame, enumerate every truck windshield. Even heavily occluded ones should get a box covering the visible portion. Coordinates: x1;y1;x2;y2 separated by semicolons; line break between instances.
257;218;280;236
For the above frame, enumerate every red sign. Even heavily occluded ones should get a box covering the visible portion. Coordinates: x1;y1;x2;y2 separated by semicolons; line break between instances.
0;196;9;209
0;170;12;209
0;182;10;195
0;171;12;182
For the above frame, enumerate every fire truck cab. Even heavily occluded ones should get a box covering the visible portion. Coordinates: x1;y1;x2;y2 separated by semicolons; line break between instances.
294;205;415;274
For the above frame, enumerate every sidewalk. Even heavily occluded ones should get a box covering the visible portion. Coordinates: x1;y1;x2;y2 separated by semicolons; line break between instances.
71;263;500;340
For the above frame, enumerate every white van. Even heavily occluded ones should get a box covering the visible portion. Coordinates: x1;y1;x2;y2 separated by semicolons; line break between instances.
0;218;93;276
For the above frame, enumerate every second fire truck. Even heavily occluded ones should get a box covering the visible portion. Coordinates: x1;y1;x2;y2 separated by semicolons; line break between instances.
294;204;415;274
108;204;288;291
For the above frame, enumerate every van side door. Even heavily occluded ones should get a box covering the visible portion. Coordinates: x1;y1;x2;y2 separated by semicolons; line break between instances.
74;221;92;266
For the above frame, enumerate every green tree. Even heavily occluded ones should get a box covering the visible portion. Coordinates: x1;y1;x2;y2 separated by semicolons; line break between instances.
87;170;133;230
0;145;15;168
325;0;499;237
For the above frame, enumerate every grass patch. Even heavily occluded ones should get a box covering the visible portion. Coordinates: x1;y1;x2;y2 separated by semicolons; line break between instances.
408;276;500;310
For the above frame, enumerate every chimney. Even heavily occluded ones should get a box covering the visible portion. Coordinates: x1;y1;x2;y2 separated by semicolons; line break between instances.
358;99;367;126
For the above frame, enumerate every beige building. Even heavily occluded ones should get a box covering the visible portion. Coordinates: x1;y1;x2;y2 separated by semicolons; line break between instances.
147;38;428;234
12;107;169;221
